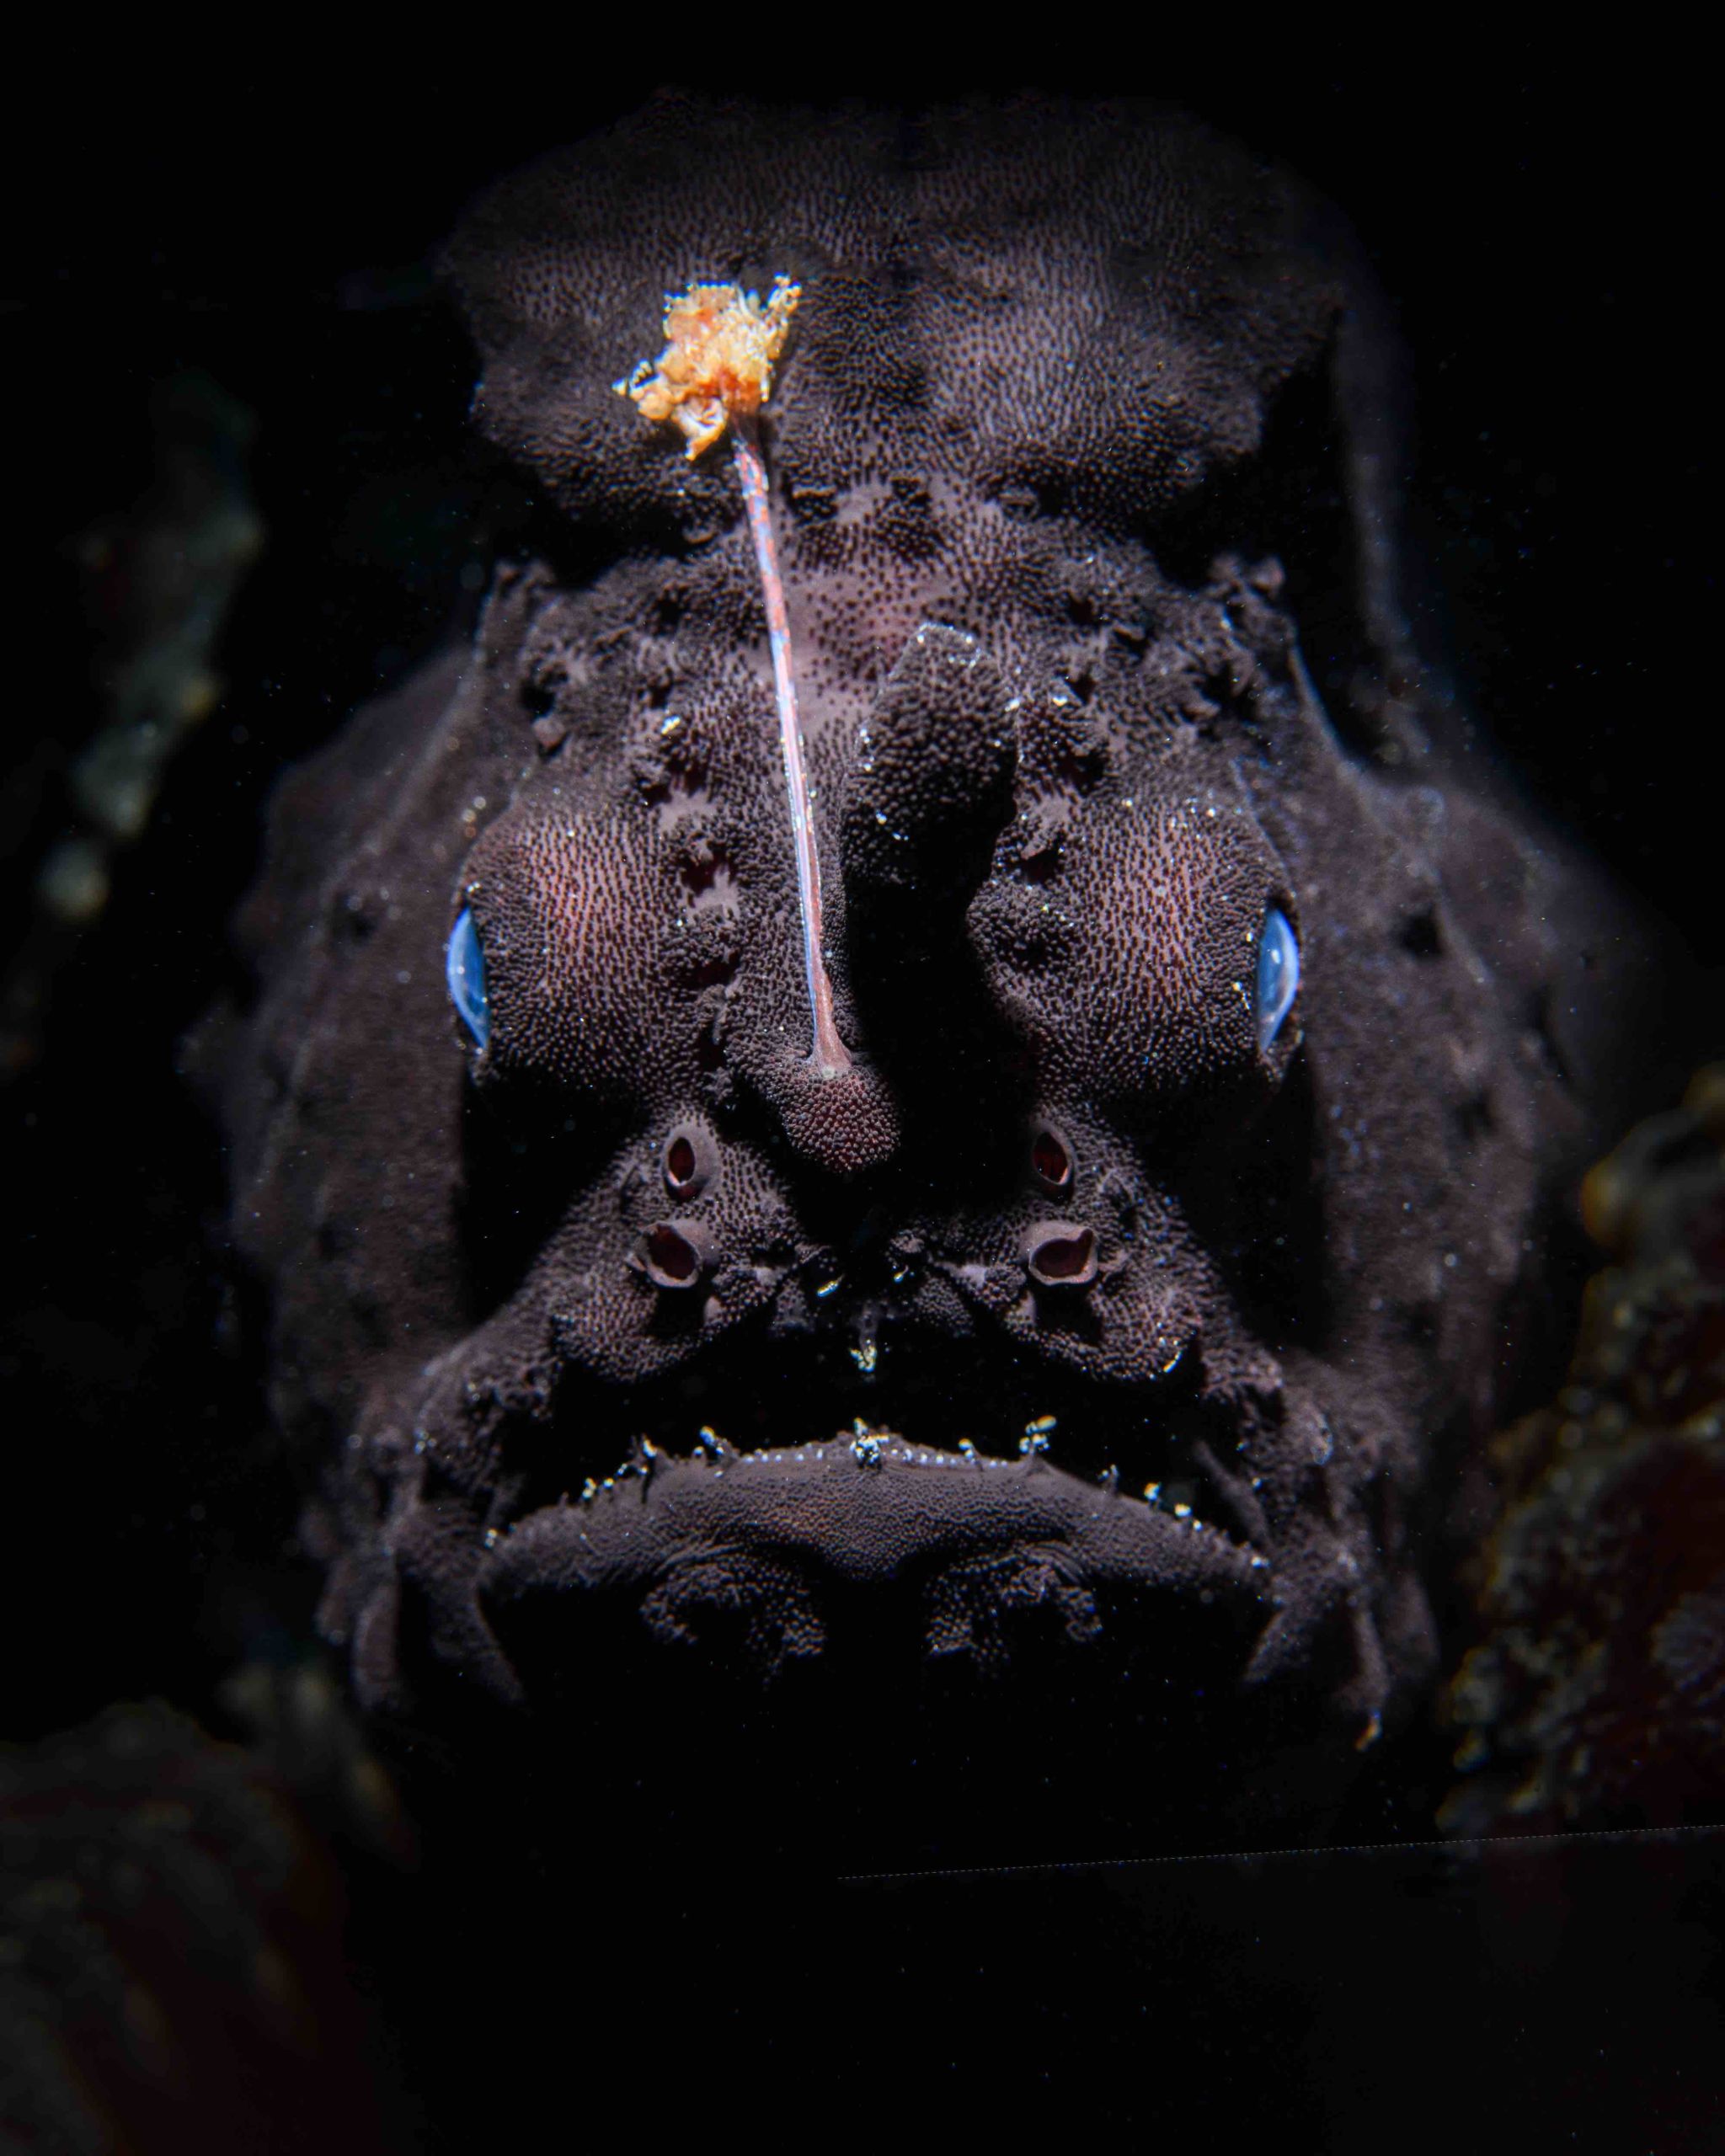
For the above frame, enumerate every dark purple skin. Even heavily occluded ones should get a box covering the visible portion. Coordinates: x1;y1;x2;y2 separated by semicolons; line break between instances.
215;96;1649;1743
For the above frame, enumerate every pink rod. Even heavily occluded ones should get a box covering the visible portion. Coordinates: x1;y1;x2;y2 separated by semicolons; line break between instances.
733;425;852;1075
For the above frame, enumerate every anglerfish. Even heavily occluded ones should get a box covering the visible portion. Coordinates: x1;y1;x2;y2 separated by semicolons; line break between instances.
211;94;1657;1753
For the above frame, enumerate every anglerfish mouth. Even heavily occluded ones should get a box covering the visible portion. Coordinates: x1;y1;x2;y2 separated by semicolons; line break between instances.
482;1424;1268;1689
368;1274;1295;1716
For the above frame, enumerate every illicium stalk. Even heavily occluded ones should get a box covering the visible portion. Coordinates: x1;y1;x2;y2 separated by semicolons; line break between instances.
617;279;850;1074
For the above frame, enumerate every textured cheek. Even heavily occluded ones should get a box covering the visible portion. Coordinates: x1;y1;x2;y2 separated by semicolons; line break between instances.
1067;807;1273;1097
1115;832;1208;1009
465;813;665;1095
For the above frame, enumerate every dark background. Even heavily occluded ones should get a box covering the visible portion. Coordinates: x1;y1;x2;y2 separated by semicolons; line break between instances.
4;47;1721;2151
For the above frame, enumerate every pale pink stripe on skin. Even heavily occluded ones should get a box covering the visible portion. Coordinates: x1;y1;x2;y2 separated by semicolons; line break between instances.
733;424;852;1076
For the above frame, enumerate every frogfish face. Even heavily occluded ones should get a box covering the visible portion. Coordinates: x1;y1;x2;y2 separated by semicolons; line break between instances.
216;96;1646;1748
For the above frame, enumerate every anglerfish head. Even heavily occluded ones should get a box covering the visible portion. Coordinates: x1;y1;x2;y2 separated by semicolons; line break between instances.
220;96;1636;1760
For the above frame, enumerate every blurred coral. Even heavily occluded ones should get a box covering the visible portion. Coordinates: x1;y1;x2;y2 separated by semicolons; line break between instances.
1444;1068;1725;1829
2;372;260;1081
0;1701;393;2153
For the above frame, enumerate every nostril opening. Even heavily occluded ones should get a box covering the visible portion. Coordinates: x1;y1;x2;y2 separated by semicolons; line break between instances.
644;1220;710;1288
1030;1123;1073;1193
661;1123;716;1200
1024;1222;1097;1287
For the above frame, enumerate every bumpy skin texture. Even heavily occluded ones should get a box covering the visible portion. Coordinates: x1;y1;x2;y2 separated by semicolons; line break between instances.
217;97;1650;1738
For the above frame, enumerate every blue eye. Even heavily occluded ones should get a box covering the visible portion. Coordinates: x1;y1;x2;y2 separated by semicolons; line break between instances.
1255;906;1300;1053
446;907;489;1048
